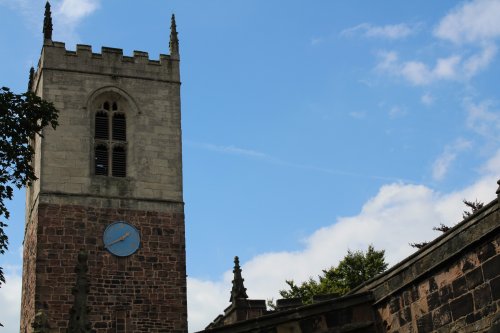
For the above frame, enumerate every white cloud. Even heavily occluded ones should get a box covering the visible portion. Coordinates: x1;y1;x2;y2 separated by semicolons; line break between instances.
374;1;500;85
399;60;433;85
434;0;500;44
0;266;22;333
464;43;498;77
52;0;100;42
376;49;494;85
187;151;500;332
0;0;99;41
342;23;418;39
432;138;472;181
434;55;461;79
187;278;229;332
375;50;399;72
56;0;99;21
465;100;500;140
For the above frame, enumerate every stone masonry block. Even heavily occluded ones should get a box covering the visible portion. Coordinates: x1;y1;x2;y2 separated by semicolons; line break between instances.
483;254;500;281
491;276;500;301
473;283;492;310
450;293;473;321
466;267;484;290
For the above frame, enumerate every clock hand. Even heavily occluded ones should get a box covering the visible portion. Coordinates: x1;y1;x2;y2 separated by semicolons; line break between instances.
104;232;130;248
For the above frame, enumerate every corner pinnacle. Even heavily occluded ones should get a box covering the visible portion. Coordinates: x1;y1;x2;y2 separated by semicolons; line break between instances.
169;14;179;57
229;256;248;303
28;67;35;93
43;1;53;41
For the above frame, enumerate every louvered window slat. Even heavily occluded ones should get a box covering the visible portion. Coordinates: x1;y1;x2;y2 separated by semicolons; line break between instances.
112;147;126;177
112;113;126;141
95;145;108;175
95;112;109;139
94;101;127;177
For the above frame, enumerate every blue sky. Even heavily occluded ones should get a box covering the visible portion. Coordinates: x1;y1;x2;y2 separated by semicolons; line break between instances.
1;0;500;332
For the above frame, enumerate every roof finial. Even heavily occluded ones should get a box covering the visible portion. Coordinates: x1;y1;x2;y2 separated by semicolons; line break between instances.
43;1;53;41
169;14;179;58
28;67;35;93
229;256;248;303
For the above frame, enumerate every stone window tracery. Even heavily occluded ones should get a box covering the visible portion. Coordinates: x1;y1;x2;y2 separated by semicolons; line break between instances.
94;101;126;177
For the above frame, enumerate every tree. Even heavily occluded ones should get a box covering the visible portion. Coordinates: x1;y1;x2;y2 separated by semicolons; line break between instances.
0;86;58;286
409;199;484;249
278;245;388;305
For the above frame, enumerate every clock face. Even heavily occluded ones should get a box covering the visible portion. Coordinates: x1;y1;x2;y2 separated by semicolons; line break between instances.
103;221;141;257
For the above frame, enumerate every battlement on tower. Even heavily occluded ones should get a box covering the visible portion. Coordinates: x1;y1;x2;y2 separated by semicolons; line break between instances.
36;41;180;85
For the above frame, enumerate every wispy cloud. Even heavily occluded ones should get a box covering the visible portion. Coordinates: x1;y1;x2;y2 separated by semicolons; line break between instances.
56;0;99;21
374;0;500;85
190;142;269;159
465;100;500;141
342;23;419;40
310;37;324;46
463;43;497;77
188;151;500;331
187;141;414;183
376;48;493;85
53;0;100;42
432;138;472;181
0;0;100;43
388;105;407;118
434;0;500;44
421;92;434;106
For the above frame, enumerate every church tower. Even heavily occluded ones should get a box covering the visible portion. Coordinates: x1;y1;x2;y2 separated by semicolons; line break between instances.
20;3;187;332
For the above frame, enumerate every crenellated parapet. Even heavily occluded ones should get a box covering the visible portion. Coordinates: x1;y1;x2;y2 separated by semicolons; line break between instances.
35;42;180;88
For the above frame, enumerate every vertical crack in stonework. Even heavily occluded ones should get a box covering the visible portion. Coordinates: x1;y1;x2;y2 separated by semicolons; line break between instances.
67;250;91;333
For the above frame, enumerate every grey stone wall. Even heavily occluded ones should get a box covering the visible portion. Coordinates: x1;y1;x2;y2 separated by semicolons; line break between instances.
32;42;182;203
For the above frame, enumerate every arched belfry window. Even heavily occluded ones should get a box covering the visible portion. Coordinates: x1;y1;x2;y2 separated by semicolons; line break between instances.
94;100;127;177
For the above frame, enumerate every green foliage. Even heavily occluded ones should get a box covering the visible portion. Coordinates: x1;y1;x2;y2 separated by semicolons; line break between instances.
279;245;388;305
0;87;58;286
462;199;484;219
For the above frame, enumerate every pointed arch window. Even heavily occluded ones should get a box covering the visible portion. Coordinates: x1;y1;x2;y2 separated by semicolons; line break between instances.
94;101;127;177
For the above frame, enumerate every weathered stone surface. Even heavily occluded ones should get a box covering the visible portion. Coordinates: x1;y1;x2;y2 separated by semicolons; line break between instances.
21;17;187;333
450;293;473;320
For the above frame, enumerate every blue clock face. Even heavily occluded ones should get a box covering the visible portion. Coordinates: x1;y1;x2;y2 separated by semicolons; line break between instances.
103;221;141;257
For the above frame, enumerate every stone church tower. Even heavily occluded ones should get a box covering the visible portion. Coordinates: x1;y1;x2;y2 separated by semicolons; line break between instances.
20;3;187;332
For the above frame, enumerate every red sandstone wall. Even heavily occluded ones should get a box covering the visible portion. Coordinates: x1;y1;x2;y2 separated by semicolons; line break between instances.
20;212;39;333
376;231;500;333
21;202;187;333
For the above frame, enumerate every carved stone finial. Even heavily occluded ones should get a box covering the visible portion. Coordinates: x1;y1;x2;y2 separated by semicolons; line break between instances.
43;1;53;41
32;310;50;333
28;67;35;93
169;14;179;57
496;179;500;199
67;250;91;333
229;256;248;303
